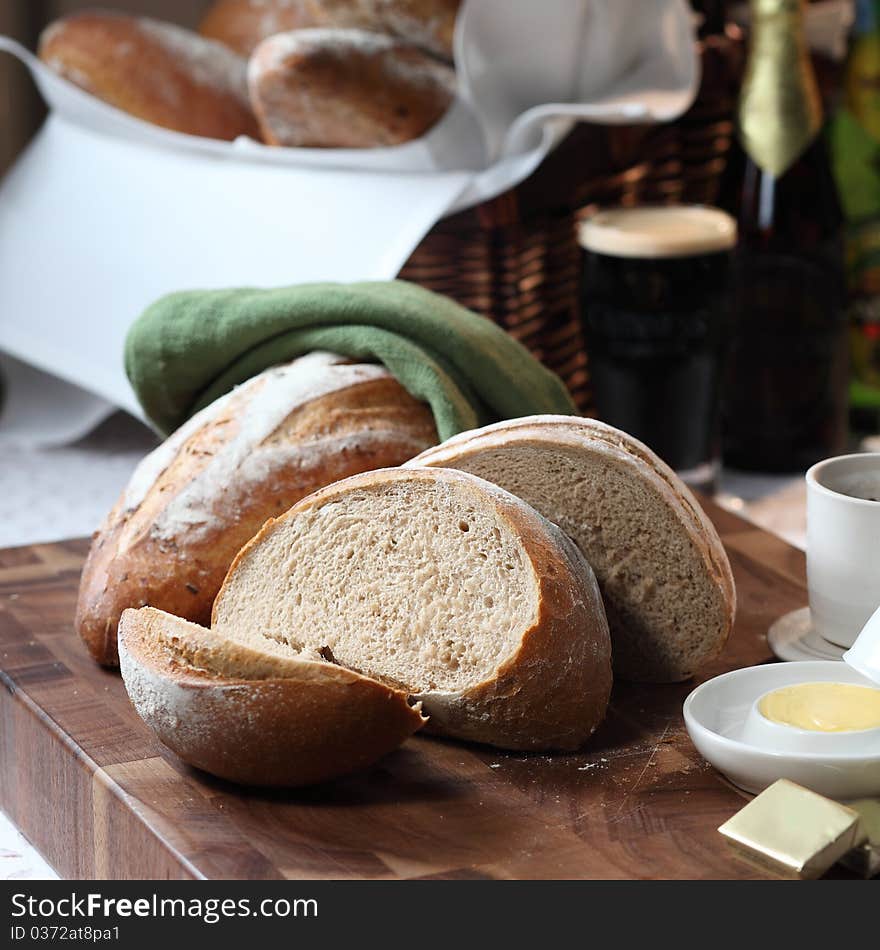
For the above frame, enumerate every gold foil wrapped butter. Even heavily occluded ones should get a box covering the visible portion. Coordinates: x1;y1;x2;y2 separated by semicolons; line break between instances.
718;780;866;879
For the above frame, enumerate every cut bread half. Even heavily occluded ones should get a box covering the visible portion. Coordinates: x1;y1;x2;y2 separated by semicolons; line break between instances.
407;416;736;683
118;606;425;787
212;467;612;752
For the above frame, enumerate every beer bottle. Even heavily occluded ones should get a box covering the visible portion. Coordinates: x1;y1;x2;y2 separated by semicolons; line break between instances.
722;0;849;471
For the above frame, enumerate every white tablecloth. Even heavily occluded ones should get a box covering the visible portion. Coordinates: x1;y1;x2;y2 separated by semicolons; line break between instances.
0;411;157;549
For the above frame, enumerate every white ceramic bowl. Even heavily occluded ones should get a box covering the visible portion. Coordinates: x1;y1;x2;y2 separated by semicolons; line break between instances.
683;661;880;798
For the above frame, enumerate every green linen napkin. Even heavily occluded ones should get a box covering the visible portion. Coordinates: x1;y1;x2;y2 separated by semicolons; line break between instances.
125;280;577;440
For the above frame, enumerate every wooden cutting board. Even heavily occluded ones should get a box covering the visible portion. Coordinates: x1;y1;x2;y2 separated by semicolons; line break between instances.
0;502;831;880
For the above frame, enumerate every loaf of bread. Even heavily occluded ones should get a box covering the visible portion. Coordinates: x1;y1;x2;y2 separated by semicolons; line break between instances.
408;417;737;683
248;28;455;147
120;466;612;780
119;607;426;787
76;353;438;666
39;11;259;141
200;0;459;60
199;0;323;56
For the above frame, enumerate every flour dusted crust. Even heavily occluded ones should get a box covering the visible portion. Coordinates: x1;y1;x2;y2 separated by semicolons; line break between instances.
310;0;460;59
248;28;455;147
76;353;438;666
408;416;736;683
118;607;425;787
200;0;459;60
213;467;613;751
199;0;323;56
38;11;259;140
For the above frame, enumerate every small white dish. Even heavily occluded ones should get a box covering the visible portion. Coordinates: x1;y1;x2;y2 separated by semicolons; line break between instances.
767;607;845;663
683;661;880;798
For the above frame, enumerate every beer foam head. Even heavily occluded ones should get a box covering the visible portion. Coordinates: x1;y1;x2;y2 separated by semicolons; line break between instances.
578;206;737;259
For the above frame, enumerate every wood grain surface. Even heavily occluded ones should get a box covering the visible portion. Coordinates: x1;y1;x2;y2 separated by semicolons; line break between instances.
0;503;839;879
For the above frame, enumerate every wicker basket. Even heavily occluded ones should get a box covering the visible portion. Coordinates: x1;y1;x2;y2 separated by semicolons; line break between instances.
399;27;744;413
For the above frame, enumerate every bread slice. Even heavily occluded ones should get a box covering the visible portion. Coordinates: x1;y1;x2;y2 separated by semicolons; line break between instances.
212;467;612;751
77;352;438;666
407;416;736;683
119;607;425;787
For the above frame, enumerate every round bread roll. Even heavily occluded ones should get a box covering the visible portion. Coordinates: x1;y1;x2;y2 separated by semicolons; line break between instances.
38;11;259;141
76;353;438;667
407;416;737;683
248;28;455;147
119;607;426;787
212;466;613;752
199;0;323;56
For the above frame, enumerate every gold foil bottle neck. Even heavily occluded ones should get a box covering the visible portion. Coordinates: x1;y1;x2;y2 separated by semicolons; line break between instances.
752;0;802;14
738;0;823;177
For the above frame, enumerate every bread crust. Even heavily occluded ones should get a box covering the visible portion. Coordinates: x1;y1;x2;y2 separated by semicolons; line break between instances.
119;607;425;786
214;466;613;752
200;0;459;60
414;499;613;751
407;416;737;683
312;0;459;59
199;0;322;56
76;356;437;666
248;28;455;147
39;11;259;141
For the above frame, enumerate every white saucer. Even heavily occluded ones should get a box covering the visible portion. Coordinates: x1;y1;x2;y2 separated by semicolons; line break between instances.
767;607;846;662
683;661;880;798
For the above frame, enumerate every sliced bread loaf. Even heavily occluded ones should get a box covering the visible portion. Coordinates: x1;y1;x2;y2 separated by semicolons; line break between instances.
118;606;425;787
77;352;438;666
407;416;736;683
211;466;612;752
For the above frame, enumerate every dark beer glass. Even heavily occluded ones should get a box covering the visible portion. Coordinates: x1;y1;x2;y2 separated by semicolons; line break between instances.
579;206;736;491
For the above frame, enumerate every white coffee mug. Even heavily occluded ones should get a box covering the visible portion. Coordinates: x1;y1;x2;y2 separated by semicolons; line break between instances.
806;453;880;648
